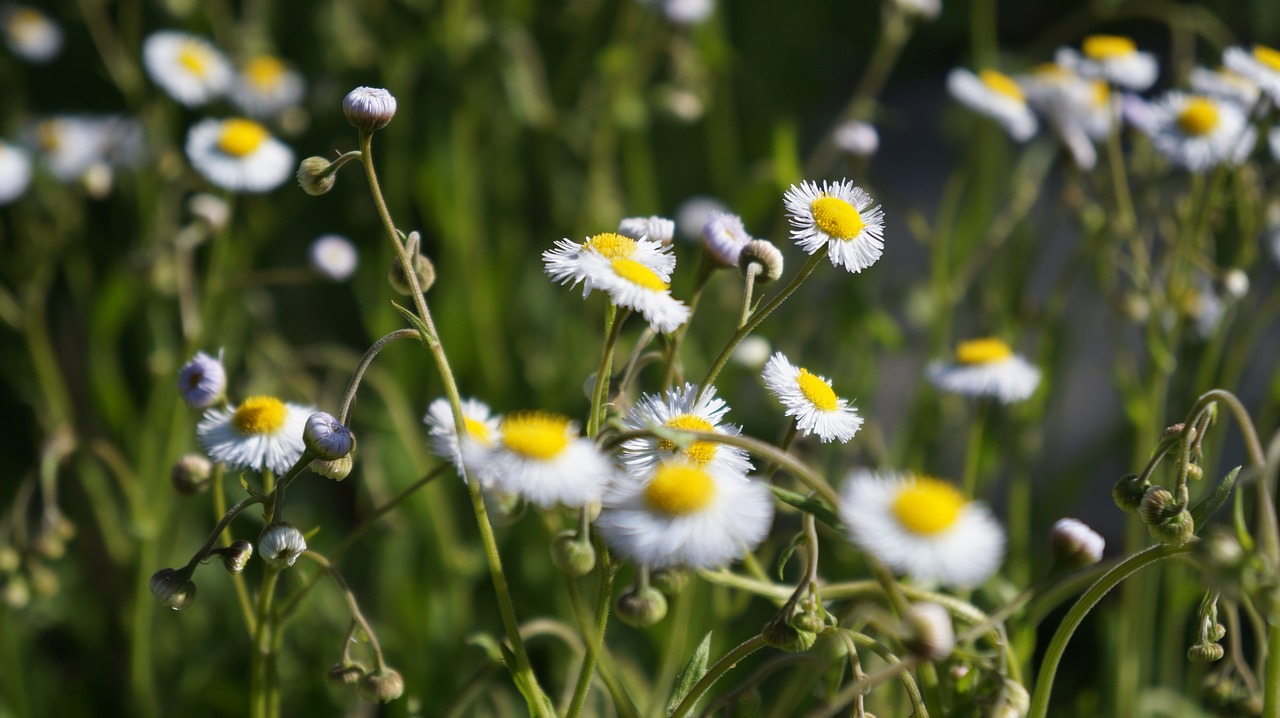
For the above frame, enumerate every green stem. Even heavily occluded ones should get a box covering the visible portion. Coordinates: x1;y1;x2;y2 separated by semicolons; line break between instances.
185;493;269;571
587;304;620;438
249;566;282;718
299;552;388;670
667;635;769;718
338;328;422;424
565;544;615;718
961;399;988;497
738;265;759;328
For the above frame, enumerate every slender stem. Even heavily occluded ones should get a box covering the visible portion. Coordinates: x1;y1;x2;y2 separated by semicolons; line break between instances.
587;304;620;438
738;266;759;328
667;635;769;718
185;493;268;570
806;654;923;718
249;566;282;718
662;253;714;389
210;466;256;632
844;630;927;716
300;552;388;670
1265;626;1280;718
961;399;988;497
565;544;615;718
338;328;422;424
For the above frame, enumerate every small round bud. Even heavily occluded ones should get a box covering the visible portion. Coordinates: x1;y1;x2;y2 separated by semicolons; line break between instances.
791;608;828;635
327;662;367;687
1198;528;1244;570
296;156;336;196
1185;463;1204;481
994;679;1031;718
651;567;689;597
902;603;955;661
344;87;397;132
1149;509;1195;545
171;454;214;495
358;668;405;703
150;568;196;611
550;532;596;577
0;544;19;573
259;522;307;568
1209;623;1227;642
1188;642;1225;663
388;254;437;295
1139;487;1177;526
304;412;355;461
738;240;784;284
762;619;817;653
215;540;253;575
1222;269;1249;301
1112;474;1149;513
177;351;226;408
311;454;354;481
701;211;753;267
616;584;668;628
1050;518;1105;568
618;216;676;245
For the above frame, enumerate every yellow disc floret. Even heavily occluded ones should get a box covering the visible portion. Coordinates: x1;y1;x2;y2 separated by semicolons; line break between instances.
464;417;494;446
796;369;838;411
611;258;669;291
658;415;718;465
245;56;286;88
1253;45;1280;73
955;338;1013;365
501;412;571;460
644;462;717;516
891;476;966;535
177;42;210;77
1031;62;1071;81
810;196;865;241
584;232;638;260
979;70;1026;102
217;119;269;157
1090;80;1110;108
1083;34;1137;60
1176;98;1221;137
232;396;288;436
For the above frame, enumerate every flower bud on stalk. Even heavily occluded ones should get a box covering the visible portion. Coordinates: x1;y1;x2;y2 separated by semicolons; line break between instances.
762;619;817;653
1112;473;1149;513
738;240;785;284
615;584;667;628
388;253;437;295
171;453;214;495
213;540;253;574
902;603;955;661
344;87;397;132
259;522;307;568
1049;518;1105;568
1188;642;1225;663
311;454;354;481
550;531;596;577
327;662;366;688
150;568;196;610
1138;487;1177;526
304;412;355;461
358;668;405;703
296;156;337;196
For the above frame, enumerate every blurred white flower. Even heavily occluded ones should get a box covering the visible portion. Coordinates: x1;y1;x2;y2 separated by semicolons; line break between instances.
186;118;294;193
143;31;232;106
1056;35;1157;91
232;55;305;117
833;120;879;157
948;68;1037;142
309;234;358;281
0;140;32;204
2;5;61;63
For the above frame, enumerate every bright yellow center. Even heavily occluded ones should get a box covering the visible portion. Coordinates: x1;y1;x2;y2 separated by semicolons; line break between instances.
232;396;288;435
217;119;269;157
891;476;966;535
1083;34;1136;60
658;415;718;465
955;338;1013;365
1031;62;1071;81
501;412;571;460
178;43;210;77
796;369;838;411
584;232;637;260
11;9;41;36
1253;45;1280;73
979;69;1025;101
1176;98;1220;137
611;258;669;290
644;463;716;516
245;56;286;89
464;417;493;446
1090;80;1110;107
810;196;865;240
35;121;60;151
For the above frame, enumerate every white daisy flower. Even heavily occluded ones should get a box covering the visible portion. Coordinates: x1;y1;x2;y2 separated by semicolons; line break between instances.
470;411;611;508
0;141;32;204
701;211;754;267
663;0;714;25
543;231;676;297
618;215;676;245
675;195;728;241
1055;35;1158;91
185;117;294;193
177;350;226;408
258;522;306;568
423;397;501;480
893;0;940;20
1190;66;1261;108
142;31;232;107
197;395;314;475
1224;44;1280;105
833;120;879;157
578;251;691;333
947;68;1038;142
761;352;863;444
30;117;103;182
596;459;774;569
840;469;1005;588
231;55;305;117
619;383;753;478
1146;93;1255;171
782;178;886;273
1019;65;1114;170
2;5;61;63
926;338;1041;404
309;234;358;281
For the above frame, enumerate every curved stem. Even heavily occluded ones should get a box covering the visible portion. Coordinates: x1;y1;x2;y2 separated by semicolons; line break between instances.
338;328;422;424
565;543;615;718
184;493;268;570
300;552;388;670
667;635;769;718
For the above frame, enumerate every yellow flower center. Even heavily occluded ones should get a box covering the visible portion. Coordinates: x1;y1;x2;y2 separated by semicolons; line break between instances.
584;232;637;260
644;463;717;516
11;9;42;38
217;119;269;157
1090;80;1110;108
1176;98;1221;137
658;415;718;465
178;42;211;77
611;258;669;291
464;417;493;446
245;56;286;89
979;69;1025;102
1253;45;1280;73
796;369;838;411
891;476;966;535
232;396;288;436
35;120;60;151
1031;62;1071;81
955;338;1013;365
810;196;865;241
501;412;571;460
1083;34;1136;60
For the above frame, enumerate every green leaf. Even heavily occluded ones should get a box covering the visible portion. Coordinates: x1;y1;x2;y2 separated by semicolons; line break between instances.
390;301;434;348
465;633;505;663
769;485;844;530
1191;466;1241;527
666;631;712;716
238;471;261;497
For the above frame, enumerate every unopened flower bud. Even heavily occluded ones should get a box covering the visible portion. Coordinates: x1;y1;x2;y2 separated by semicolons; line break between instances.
311;454;354;481
327;662;367;687
304;412;355;461
651;567;689;597
618;216;676;245
738;240;784;284
1209;622;1227;642
791;605;829;634
171;454;214;495
1117;293;1150;322
902;603;955;661
358;668;405;703
1222;269;1249;301
1050;518;1105;568
1139;487;1177;526
1188;642;1225;663
1198;528;1244;570
150;568;196;611
296;156;336;196
1149;509;1195;545
214;540;253;574
994;678;1031;718
762;619;817;653
616;584;668;628
702;211;753;267
344;87;397;132
177;351;226;408
550;531;596;577
1112;473;1149;513
1185;463;1204;481
188;192;229;230
259;522;307;568
388;254;436;295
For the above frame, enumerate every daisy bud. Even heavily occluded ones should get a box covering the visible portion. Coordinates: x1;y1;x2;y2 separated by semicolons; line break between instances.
994;679;1031;718
616;584;668;628
738;240;784;284
1197;528;1244;571
311;454;354;481
171;453;214;495
1185;463;1204;481
188;193;230;231
296;156;336;196
550;531;596;577
1188;642;1225;663
701;211;753;267
791;606;828;635
213;540;253;574
1049;518;1105;568
1139;487;1178;526
304;412;355;461
1112;473;1149;513
618;216;676;246
902;603;955;661
327;662;367;687
177;351;226;408
343;87;397;132
1209;623;1227;642
1149;509;1195;545
150;567;197;611
388;254;436;295
762;619;817;653
651;567;689;597
259;522;306;568
358;668;405;703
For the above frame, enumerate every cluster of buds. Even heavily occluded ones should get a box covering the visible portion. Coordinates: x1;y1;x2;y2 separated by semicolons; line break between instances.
1113;473;1195;544
327;661;404;703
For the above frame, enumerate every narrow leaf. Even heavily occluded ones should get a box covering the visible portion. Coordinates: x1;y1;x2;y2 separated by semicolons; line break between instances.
1191;466;1241;526
666;631;713;715
769;485;844;530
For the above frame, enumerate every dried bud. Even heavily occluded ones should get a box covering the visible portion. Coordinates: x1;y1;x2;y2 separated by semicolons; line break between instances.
388;254;437;295
1149;509;1195;545
738;240;784;284
1188;642;1225;663
1162;423;1186;439
149;568;196;611
1139;487;1177;526
651;567;689;597
259;522;306;568
177;351;226;409
171;454;214;495
311;454;354;481
902;603;955;661
327;662;367;687
1050;518;1105;568
762;619;817;653
296;156;336;196
358;668;405;703
615;584;668;628
214;540;253;574
304;412;355;461
550;532;596;577
344;87;397;132
1112;473;1149;513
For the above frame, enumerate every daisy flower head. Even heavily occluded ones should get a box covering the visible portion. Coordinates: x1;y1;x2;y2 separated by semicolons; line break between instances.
783;178;886;273
1146;92;1255;172
947;68;1038;142
1055;35;1158;90
596;459;774;569
578;250;690;333
30;116;104;182
833;120;879;158
197;395;313;475
840;469;1005;588
618;215;676;245
619;382;753;478
177;350;226;408
543;231;676;297
926;337;1041;404
762;352;863;443
1190;66;1261;108
423;397;501;480
2;5;61;63
143;31;232;107
701;211;754;267
310;234;358;281
1224;45;1280;104
232;55;305;117
186;117;294;193
0;140;31;204
470;411;611;508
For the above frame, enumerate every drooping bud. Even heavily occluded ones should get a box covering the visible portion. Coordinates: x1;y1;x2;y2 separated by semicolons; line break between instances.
550;531;596;577
171;454;214;495
343;87;397;132
388;254;437;295
1149;509;1195;545
651;567;689;597
762;619;817;653
177;351;226;408
1049;518;1105;568
1112;473;1149;513
358;668;405;703
901;603;955;661
1188;642;1225;663
150;568;197;611
259;522;307;568
214;540;253;574
311;454;354;481
304;412;355;461
327;662;367;688
738;240;784;284
296;156;336;196
615;584;668;628
1138;487;1177;526
1185;463;1204;481
1209;623;1227;642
